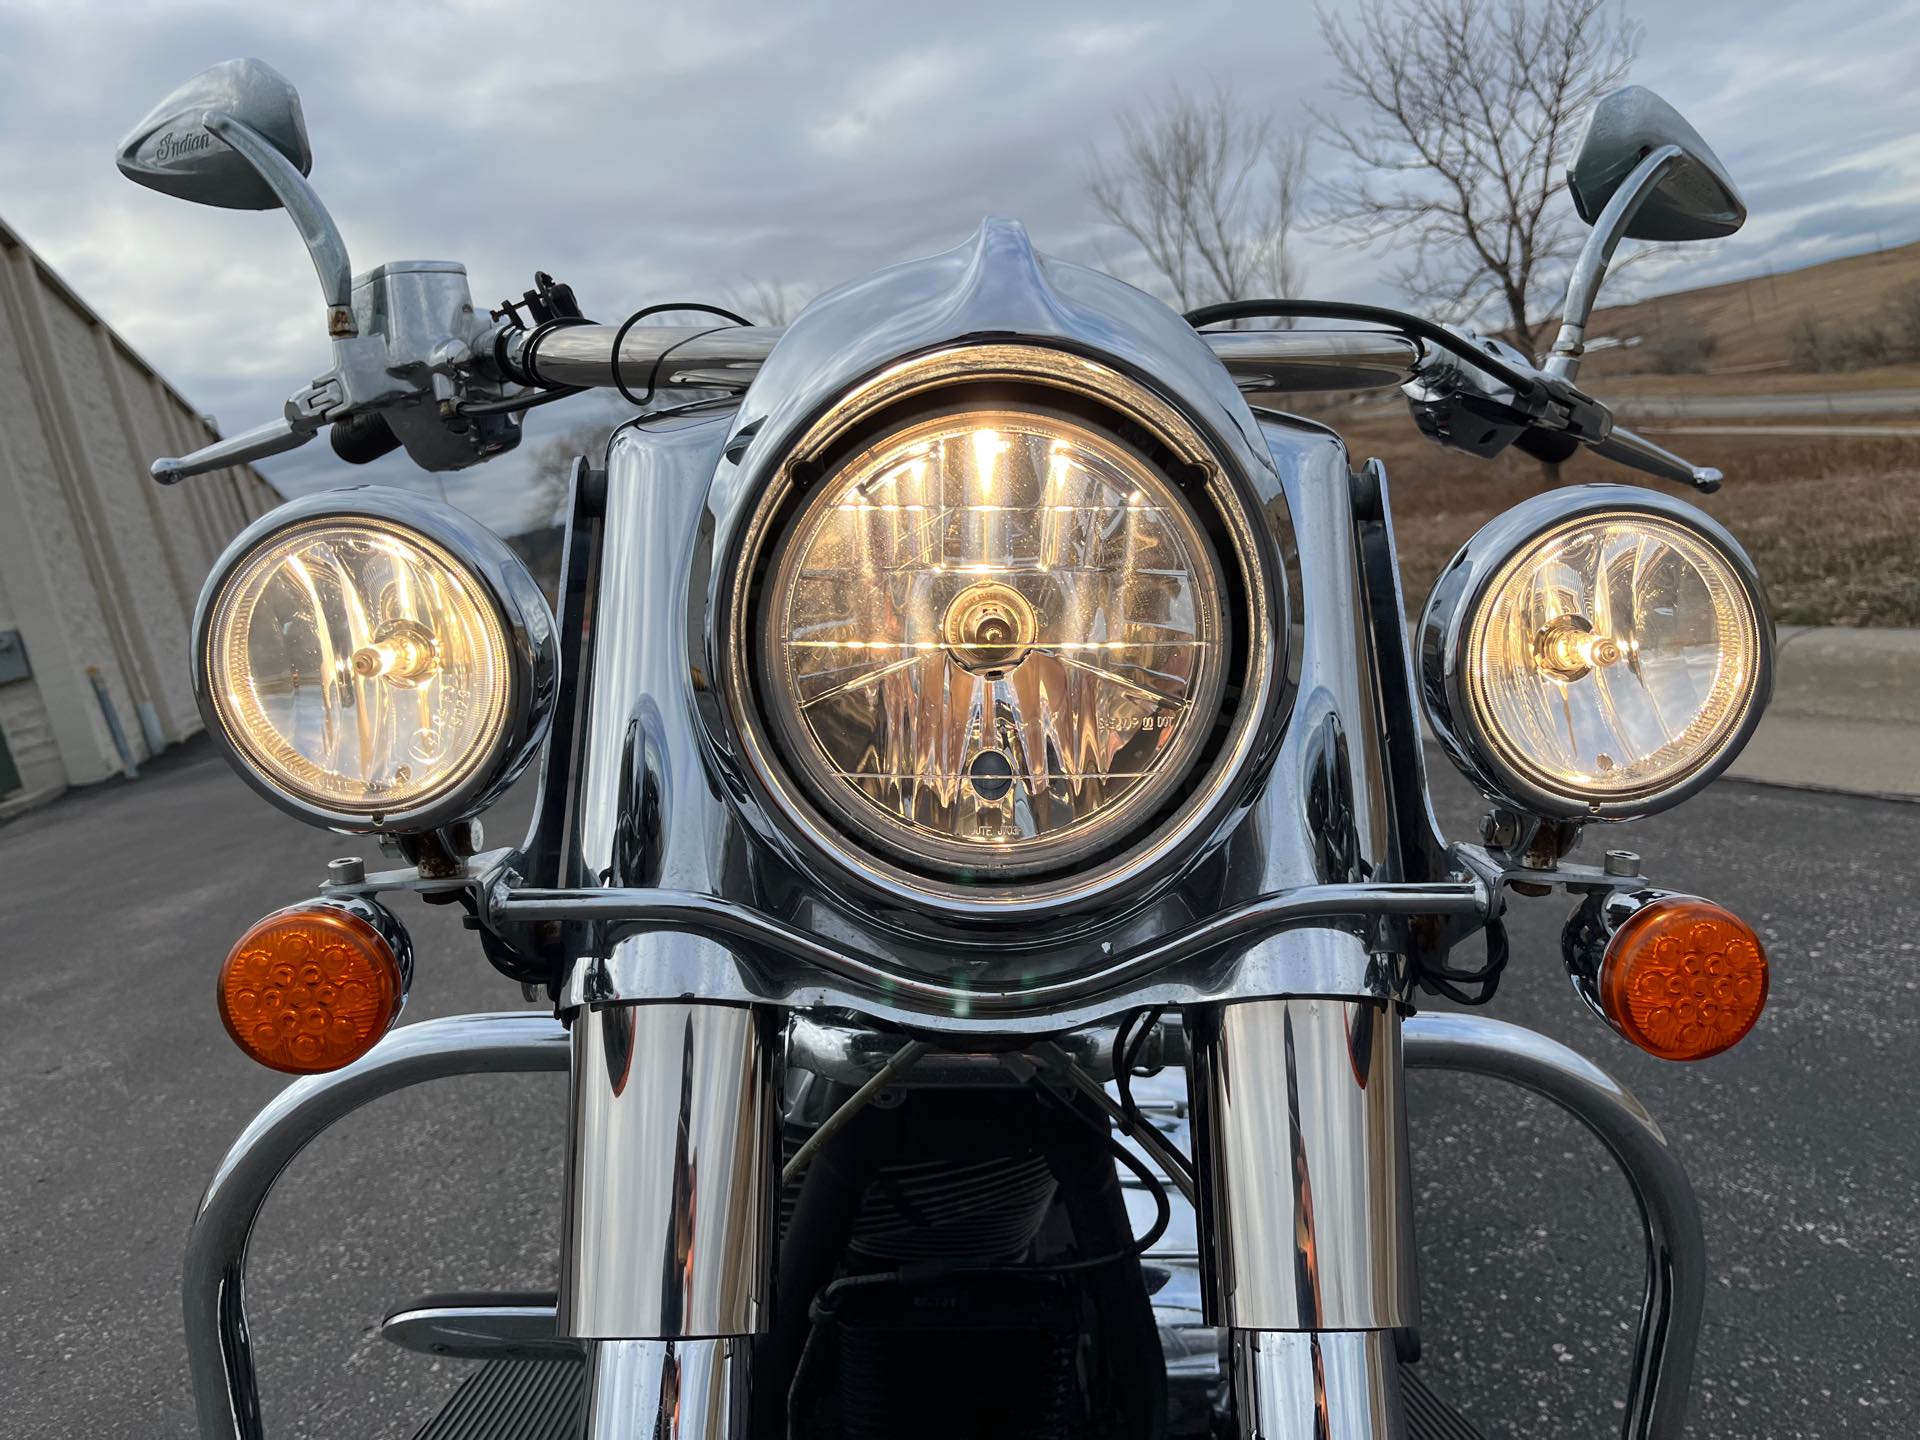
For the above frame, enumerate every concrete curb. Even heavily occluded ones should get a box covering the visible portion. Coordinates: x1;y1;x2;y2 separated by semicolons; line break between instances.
1727;626;1920;798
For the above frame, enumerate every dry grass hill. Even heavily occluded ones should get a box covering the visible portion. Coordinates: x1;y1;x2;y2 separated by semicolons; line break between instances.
1575;238;1920;392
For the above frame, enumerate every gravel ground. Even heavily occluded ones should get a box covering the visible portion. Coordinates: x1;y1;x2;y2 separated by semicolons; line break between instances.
1;739;1914;1437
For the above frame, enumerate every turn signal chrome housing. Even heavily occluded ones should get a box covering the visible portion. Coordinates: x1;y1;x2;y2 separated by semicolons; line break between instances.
217;898;413;1073
1565;890;1768;1062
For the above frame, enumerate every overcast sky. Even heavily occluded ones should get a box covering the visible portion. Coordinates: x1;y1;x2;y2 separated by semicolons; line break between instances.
3;0;1917;533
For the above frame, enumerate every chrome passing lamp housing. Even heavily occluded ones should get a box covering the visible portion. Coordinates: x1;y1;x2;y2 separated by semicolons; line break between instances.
720;344;1279;903
193;487;557;832
1420;485;1771;820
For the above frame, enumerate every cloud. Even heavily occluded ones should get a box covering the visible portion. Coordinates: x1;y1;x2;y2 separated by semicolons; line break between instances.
0;0;1914;534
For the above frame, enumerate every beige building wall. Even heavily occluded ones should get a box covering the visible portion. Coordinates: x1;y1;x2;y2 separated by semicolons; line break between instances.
0;216;280;816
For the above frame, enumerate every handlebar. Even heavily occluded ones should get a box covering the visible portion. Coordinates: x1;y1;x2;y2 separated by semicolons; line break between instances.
504;322;1429;396
150;305;1723;495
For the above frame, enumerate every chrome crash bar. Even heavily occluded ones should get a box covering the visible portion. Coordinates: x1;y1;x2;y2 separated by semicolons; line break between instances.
182;1011;1700;1440
183;1014;571;1440
506;322;1424;395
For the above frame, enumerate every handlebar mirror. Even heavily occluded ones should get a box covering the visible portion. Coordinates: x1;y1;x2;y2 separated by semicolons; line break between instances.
1569;86;1746;242
116;58;356;336
116;58;312;211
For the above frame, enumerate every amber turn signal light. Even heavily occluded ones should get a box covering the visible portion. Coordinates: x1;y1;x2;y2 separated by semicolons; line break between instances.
1599;897;1768;1062
217;901;408;1073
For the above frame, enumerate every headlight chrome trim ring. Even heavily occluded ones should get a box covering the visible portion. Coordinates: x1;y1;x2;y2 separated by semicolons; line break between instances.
192;486;559;834
1419;483;1773;822
716;344;1285;919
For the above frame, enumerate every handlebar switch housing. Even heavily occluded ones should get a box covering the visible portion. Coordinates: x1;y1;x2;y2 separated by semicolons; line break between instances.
1403;332;1540;459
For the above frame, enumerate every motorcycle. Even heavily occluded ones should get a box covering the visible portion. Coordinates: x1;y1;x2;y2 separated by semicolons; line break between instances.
117;59;1772;1440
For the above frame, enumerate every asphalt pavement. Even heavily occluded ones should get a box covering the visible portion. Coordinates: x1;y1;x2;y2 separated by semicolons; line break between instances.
2;740;1916;1438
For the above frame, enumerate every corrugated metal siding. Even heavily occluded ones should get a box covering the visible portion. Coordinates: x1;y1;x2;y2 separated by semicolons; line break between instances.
0;216;281;803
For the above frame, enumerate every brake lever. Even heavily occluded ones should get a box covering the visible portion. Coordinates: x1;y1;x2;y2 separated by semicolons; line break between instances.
1405;333;1722;493
1585;424;1723;493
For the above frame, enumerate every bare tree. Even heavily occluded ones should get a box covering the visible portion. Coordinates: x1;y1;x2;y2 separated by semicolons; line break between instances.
1315;0;1639;356
1257;129;1312;303
516;408;623;532
727;277;811;327
1088;87;1311;316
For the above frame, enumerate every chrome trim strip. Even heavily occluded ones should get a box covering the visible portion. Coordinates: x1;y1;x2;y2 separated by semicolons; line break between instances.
499;878;1491;1019
381;1301;584;1361
183;1013;570;1440
1404;1013;1703;1440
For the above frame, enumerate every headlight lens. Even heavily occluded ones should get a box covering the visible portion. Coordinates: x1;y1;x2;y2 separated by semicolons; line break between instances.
204;515;517;821
758;406;1229;875
1459;508;1763;806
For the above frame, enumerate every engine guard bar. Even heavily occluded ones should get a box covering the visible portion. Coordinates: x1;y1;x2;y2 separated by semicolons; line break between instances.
483;877;1496;1018
182;1011;1699;1440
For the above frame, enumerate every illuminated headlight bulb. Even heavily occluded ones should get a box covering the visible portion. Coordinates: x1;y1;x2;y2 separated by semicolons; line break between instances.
1464;510;1764;802
756;406;1229;876
203;517;513;820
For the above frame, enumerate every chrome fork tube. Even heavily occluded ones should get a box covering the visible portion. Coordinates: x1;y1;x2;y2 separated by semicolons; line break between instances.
560;1001;780;1440
585;1338;751;1439
1190;997;1417;1440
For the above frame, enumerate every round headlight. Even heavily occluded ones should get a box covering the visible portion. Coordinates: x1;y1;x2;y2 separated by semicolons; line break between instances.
755;404;1231;877
1422;486;1770;818
196;490;556;831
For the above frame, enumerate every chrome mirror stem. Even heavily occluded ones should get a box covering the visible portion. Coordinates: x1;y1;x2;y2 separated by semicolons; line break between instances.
1543;144;1683;381
202;111;356;336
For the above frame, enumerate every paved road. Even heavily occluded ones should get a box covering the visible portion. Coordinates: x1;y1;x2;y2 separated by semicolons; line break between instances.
1613;388;1920;419
2;740;1915;1438
1638;423;1920;439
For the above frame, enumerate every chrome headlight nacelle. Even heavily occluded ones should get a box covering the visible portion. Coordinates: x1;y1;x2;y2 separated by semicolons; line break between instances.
193;488;557;832
720;344;1281;909
1420;484;1771;821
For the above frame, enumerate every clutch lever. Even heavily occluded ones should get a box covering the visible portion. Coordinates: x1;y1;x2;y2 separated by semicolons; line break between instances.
150;374;344;485
150;414;317;484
